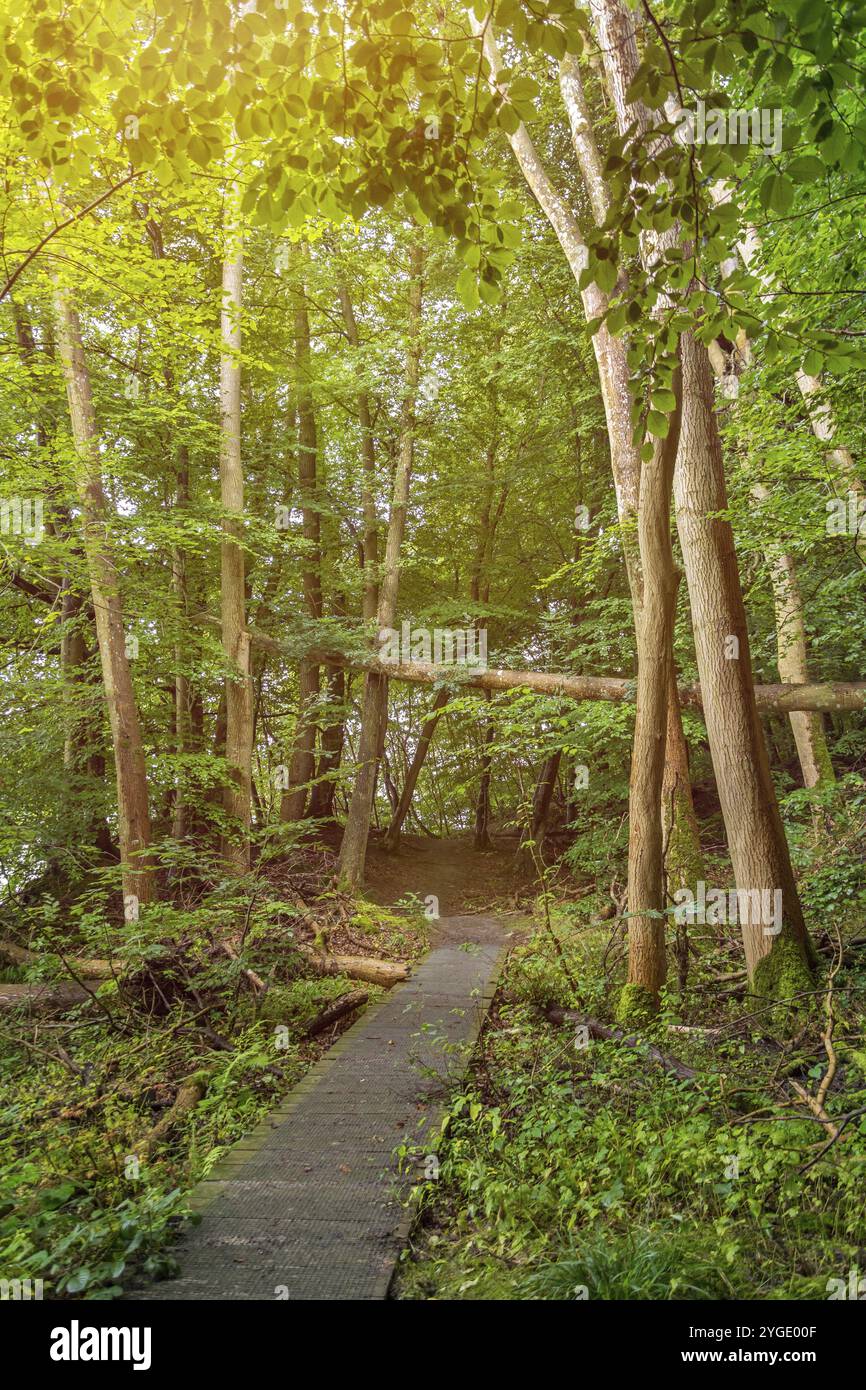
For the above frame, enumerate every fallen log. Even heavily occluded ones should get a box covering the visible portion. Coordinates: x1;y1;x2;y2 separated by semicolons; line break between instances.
304;989;369;1037
0;938;117;979
545;1004;696;1081
294;944;409;987
1;935;408;1001
0;979;104;1013
137;1070;210;1160
226;620;866;714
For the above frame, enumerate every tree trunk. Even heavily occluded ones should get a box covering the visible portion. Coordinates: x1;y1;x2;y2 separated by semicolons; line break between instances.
795;368;866;561
237;620;866;713
621;365;683;1015
218;204;253;873
172;445;192;839
337;240;424;888
338;279;379;621
381;686;449;851
307;661;346;821
559;25;704;888
522;749;563;857
13;301;112;858
754;484;834;790
675;332;814;988
282;259;323;823
474;708;495;850
661;658;704;891
54;289;154;907
587;0;811;990
706;305;835;792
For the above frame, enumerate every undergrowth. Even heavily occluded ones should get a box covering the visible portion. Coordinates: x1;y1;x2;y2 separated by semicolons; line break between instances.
393;817;866;1301
0;842;423;1299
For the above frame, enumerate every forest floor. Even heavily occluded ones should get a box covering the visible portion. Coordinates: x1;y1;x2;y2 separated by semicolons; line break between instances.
3;821;865;1301
0;833;530;1298
391;894;866;1301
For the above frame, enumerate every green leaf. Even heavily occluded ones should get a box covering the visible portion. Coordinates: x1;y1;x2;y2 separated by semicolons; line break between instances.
759;173;795;214
787;155;824;182
456;266;480;310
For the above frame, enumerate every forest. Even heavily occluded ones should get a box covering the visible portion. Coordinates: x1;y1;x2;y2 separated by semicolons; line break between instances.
1;0;865;1316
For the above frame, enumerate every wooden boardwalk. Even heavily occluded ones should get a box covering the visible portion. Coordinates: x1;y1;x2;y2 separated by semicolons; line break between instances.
132;916;510;1301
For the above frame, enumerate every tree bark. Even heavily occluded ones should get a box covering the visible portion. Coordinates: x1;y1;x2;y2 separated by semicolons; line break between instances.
589;0;812;989
338;279;379;621
622;364;683;1011
479;23;702;885
234;621;866;712
172;445;192;838
675;332;814;984
218;203;253;872
337;240;424;888
293;944;409;987
282;258;323;823
54;288;154;907
704;257;836;792
753;481;834;790
307;660;346;821
474;703;495;850
795;367;866;561
13;300;112;857
521;749;563;857
660;658;703;891
560;21;703;888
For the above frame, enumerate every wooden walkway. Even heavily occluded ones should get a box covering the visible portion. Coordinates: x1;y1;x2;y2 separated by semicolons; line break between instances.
132;916;510;1301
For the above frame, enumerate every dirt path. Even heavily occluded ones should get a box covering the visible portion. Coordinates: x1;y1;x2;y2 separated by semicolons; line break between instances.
363;831;522;918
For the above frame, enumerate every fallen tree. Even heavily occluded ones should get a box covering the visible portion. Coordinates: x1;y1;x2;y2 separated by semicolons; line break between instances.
0;979;104;1014
0;936;408;1009
230;622;866;714
137;1070;210;1159
304;988;369;1037
0;938;117;979
544;1004;697;1081
293;944;409;987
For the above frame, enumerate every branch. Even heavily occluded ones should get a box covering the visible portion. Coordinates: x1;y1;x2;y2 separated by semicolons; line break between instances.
0;173;140;303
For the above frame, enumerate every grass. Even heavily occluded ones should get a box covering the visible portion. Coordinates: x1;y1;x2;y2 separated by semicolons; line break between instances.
393;887;866;1301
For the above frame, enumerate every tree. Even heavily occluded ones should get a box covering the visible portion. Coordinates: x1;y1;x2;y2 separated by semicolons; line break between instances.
218;186;253;873
337;239;425;888
53;287;154;908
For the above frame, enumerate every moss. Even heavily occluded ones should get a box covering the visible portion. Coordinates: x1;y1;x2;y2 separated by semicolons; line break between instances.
752;930;814;1005
183;1068;212;1091
664;786;704;893
615;982;659;1024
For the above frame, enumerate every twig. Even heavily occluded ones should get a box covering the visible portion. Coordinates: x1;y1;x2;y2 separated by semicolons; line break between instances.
0;173;140;302
0;1020;86;1076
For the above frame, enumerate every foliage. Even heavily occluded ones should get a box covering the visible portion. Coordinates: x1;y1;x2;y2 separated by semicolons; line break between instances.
395;898;866;1301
